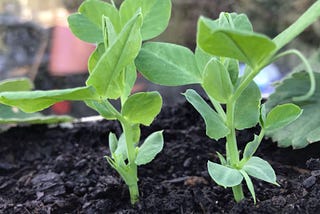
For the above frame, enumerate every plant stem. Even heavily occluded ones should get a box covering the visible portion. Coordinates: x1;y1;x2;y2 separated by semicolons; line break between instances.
120;120;139;204
128;178;139;204
226;100;244;202
271;49;315;101
273;1;320;51
232;184;244;202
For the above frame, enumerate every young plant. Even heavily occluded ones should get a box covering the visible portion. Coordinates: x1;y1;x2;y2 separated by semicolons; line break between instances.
0;0;172;204
135;1;320;203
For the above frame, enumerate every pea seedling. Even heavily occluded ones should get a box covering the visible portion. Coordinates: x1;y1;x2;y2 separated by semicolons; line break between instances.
135;1;320;203
0;0;172;204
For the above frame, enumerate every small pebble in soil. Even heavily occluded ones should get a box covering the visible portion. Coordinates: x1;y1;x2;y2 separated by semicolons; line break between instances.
311;170;320;177
303;176;317;189
306;158;320;170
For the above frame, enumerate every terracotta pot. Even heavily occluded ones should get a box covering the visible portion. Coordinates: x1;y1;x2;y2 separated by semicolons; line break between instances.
49;25;95;76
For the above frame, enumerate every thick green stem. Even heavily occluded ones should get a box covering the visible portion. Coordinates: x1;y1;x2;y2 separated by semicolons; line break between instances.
225;101;239;165
273;1;320;51
232;184;244;202
120;120;139;204
128;180;139;204
226;100;244;202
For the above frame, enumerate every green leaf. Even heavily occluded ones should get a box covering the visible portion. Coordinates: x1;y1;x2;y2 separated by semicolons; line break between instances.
79;0;121;32
218;12;253;32
0;78;33;92
135;131;164;165
0;86;97;113
114;133;127;159
122;62;138;100
239;170;256;204
68;0;120;43
108;132;118;154
68;13;103;43
195;46;215;76
197;17;277;68
122;92;162;126
243;156;278;185
265;72;320;148
264;103;302;132
234;82;261;130
0;105;73;124
85;100;117;120
207;161;243;188
242;135;259;162
202;58;233;103
86;11;142;98
183;89;229;140
201;12;253;32
224;58;239;86
259;104;267;127
102;15;118;48
88;43;105;73
307;127;320;143
216;152;227;166
136;42;202;86
119;0;171;40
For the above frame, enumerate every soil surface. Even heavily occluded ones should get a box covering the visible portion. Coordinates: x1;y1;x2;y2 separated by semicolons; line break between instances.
0;101;320;213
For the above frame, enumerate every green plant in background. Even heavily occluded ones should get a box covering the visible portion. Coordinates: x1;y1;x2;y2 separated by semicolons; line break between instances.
0;78;72;129
135;1;320;203
0;0;172;204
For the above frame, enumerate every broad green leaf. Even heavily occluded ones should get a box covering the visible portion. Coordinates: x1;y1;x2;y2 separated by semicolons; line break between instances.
183;89;229;140
243;156;278;185
86;11;142;98
79;0;120;32
88;43;105;73
265;72;320;148
122;92;162;126
0;78;33;92
68;0;120;43
231;13;253;32
85;100;117;120
202;58;233;103
195;46;215;76
0;86;97;113
122;62;137;100
239;170;256;204
119;0;171;40
0;105;73;124
207;161;243;188
264;103;302;131
234;82;261;130
136;42;202;86
135;131;164;165
68;13;103;43
242;135;259;161
197;17;277;68
307;127;320;143
108;132;118;154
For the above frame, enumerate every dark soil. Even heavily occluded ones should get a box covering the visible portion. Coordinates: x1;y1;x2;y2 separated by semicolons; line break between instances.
0;101;320;213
